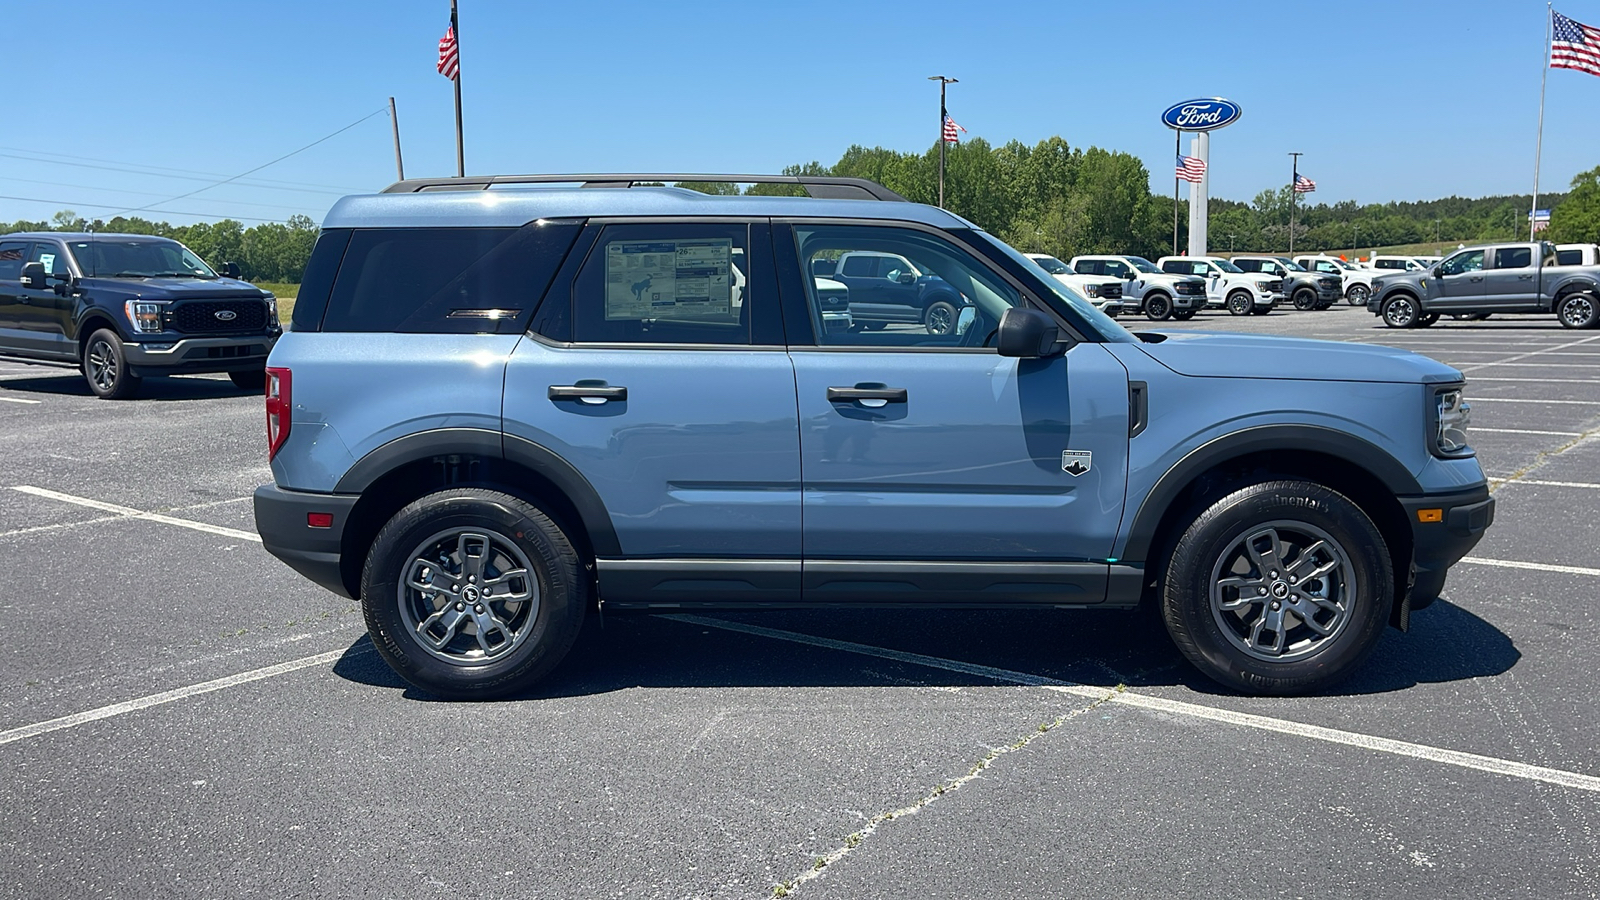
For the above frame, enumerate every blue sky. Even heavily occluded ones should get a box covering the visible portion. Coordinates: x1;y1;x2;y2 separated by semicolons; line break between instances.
4;0;1597;226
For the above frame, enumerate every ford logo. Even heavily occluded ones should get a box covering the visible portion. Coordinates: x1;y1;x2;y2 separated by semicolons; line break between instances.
214;310;238;321
1161;98;1242;132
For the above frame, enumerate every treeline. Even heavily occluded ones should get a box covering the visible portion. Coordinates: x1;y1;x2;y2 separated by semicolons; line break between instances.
0;210;318;283
6;142;1597;284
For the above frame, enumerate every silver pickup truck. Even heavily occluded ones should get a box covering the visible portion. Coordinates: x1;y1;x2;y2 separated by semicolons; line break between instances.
1368;241;1600;329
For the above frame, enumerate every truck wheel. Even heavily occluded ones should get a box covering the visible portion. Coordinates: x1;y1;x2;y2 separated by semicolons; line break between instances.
1416;312;1439;327
1292;288;1317;311
1144;293;1172;321
1557;292;1599;329
1381;296;1417;328
1161;480;1393;695
924;300;958;335
1172;308;1196;321
1346;284;1370;306
229;368;267;392
1227;292;1253;316
82;329;143;400
361;488;587;700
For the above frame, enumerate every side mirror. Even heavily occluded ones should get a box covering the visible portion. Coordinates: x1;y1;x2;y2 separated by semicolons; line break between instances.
1431;267;1443;278
20;261;46;289
1124;271;1136;280
996;307;1060;358
221;262;241;279
897;272;916;285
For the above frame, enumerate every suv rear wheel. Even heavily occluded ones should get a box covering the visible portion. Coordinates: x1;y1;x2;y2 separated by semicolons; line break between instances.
1161;480;1393;695
361;488;587;699
82;328;142;399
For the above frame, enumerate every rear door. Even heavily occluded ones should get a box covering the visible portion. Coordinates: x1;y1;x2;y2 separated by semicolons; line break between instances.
0;241;25;339
17;241;75;357
780;221;1129;605
1481;245;1541;310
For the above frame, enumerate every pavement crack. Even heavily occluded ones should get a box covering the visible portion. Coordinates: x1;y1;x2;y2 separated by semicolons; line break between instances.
1486;429;1599;493
768;686;1124;898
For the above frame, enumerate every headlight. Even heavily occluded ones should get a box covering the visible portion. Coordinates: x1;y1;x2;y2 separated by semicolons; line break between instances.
265;295;280;328
1372;278;1385;291
124;300;167;334
1083;284;1100;298
1435;388;1472;455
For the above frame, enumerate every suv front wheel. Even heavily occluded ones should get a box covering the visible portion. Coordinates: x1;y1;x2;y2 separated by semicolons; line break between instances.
1161;480;1393;695
361;488;587;699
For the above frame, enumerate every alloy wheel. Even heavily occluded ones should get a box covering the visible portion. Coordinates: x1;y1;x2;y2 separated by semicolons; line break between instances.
398;527;541;665
1209;521;1356;662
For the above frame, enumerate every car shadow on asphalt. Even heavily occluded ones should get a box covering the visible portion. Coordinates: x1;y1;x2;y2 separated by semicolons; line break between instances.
0;373;256;401
330;598;1517;702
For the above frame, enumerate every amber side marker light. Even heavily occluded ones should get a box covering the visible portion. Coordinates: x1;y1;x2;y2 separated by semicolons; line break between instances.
1416;509;1443;523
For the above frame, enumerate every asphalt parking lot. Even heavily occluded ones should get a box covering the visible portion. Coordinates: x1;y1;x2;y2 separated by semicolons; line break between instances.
3;304;1598;900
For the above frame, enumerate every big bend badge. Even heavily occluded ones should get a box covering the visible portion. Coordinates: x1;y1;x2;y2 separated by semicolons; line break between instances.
1061;450;1092;477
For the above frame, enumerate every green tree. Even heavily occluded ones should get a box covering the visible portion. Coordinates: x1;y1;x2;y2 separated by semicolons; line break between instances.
1547;166;1600;243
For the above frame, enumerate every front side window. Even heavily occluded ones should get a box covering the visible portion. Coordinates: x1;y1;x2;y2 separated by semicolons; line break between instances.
1101;259;1130;278
793;224;1020;349
1209;259;1245;274
27;242;69;275
574;223;751;345
1439;250;1485;276
1031;255;1071;275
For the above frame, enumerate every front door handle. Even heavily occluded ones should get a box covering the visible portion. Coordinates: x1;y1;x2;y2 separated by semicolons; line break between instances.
549;384;627;404
1518;274;1535;280
827;386;907;403
1468;276;1483;282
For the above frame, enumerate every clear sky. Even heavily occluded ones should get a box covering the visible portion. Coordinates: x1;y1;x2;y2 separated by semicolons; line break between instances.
4;0;1596;227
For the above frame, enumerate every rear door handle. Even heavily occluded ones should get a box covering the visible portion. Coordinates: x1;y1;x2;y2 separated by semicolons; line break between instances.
1518;274;1535;280
549;384;627;404
827;386;907;403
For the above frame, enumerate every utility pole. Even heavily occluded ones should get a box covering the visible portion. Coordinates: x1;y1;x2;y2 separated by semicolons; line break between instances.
1229;233;1236;253
388;97;405;181
928;75;957;209
1353;221;1360;258
1288;151;1303;254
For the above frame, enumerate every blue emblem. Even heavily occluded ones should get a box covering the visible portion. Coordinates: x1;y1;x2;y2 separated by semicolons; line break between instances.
1162;99;1242;131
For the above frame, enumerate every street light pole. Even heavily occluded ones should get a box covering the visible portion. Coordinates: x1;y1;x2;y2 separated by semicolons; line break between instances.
928;75;957;209
1288;151;1303;254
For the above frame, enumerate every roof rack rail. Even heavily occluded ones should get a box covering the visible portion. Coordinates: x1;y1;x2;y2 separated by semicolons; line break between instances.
379;173;907;202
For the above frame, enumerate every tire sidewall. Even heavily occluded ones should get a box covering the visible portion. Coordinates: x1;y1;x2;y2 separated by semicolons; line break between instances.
1347;285;1369;305
1293;289;1316;310
1382;296;1415;328
1162;481;1393;694
1557;293;1598;329
83;328;140;399
924;299;958;334
1144;293;1172;321
361;489;585;699
1228;292;1251;315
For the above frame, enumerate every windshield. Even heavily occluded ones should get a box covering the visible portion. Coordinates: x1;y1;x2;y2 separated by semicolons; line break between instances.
975;233;1136;343
1334;259;1356;270
1209;258;1245;274
1030;255;1070;274
69;239;217;278
1276;258;1308;272
1125;257;1162;273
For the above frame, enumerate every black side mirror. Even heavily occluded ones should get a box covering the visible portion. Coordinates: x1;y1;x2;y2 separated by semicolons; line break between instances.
897;272;916;285
996;307;1060;358
221;262;241;279
1124;271;1136;279
1431;267;1443;278
20;261;47;289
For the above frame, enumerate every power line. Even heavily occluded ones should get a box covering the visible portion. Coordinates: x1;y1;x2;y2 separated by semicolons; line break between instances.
0;153;357;197
0;146;371;193
0;176;327;213
0;193;308;225
107;107;388;218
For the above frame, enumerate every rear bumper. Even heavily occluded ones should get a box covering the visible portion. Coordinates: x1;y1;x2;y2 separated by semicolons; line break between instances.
1400;485;1495;612
253;483;358;598
124;332;279;375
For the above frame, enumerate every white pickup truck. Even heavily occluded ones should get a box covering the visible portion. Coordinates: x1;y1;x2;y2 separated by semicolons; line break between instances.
1067;254;1208;321
1157;256;1284;315
1293;254;1380;306
1556;243;1600;266
1024;254;1125;317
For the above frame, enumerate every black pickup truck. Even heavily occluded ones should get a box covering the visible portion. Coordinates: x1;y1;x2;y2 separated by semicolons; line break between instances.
0;232;280;398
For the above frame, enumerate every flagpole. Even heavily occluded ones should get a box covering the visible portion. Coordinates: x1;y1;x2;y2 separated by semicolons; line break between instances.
1173;129;1181;255
389;97;405;181
451;0;464;177
1532;2;1551;241
1288;152;1302;254
938;78;945;209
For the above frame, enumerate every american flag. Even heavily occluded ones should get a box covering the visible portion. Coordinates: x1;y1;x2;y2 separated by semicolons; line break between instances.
1176;155;1205;183
1294;174;1317;193
1552;10;1600;77
942;115;966;143
437;25;460;80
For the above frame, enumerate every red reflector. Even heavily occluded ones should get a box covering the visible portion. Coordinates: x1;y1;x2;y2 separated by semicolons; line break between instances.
307;512;333;528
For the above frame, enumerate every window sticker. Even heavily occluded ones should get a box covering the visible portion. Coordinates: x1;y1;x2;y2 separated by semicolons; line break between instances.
39;253;56;274
604;239;735;322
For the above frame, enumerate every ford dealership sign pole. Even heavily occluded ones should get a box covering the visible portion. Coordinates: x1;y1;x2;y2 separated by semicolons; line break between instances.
1162;99;1242;257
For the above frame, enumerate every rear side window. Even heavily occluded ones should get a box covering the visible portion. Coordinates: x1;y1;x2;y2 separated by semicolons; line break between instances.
1233;259;1260;272
0;241;25;280
1493;247;1532;269
573;222;754;345
318;223;580;333
1073;259;1100;275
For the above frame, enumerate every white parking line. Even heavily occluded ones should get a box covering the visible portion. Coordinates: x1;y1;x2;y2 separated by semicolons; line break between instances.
1468;363;1600;368
0;649;350;747
664;615;1600;793
10;486;261;542
1460;333;1600;371
1460;557;1600;577
1467;397;1600;405
1471;377;1600;384
0;396;41;404
1490;478;1600;490
1475;428;1585;436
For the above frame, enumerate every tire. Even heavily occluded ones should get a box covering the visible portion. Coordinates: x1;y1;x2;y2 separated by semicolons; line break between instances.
1227;291;1253;316
82;328;143;399
1415;312;1439;327
1172;308;1196;321
1161;480;1393;695
1251;303;1271;316
229;368;267;391
361;488;587;700
1144;293;1173;321
1557;292;1600;329
1346;284;1370;306
924;300;958;335
1380;295;1417;328
1292;288;1317;311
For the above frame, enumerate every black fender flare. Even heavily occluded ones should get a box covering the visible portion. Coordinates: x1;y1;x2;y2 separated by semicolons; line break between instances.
334;427;621;556
1120;424;1422;564
1552;279;1598;301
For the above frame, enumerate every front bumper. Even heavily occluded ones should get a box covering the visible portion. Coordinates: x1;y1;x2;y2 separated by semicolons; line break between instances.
254;483;359;598
1366;297;1383;314
125;331;279;375
1256;292;1283;308
1399;485;1495;614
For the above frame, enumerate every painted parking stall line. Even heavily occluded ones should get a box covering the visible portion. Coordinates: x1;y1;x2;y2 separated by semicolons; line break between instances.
663;614;1600;794
1460;557;1600;577
0;396;41;404
10;485;261;542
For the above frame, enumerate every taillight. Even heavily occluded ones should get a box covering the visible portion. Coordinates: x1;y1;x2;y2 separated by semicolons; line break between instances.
266;366;291;460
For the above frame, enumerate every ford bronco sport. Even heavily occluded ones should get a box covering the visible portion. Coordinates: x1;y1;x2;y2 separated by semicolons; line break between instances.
254;173;1494;699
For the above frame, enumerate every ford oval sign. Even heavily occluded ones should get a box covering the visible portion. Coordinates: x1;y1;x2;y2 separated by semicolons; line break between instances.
1162;98;1242;132
214;310;238;321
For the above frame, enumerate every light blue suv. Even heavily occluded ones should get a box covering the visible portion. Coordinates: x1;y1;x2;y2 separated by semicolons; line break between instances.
253;174;1494;698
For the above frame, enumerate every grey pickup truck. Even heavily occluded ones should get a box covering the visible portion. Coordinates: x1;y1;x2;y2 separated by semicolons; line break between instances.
1368;240;1600;329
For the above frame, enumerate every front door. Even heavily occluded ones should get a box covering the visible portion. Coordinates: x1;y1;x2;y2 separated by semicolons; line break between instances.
1433;249;1486;312
782;222;1129;605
